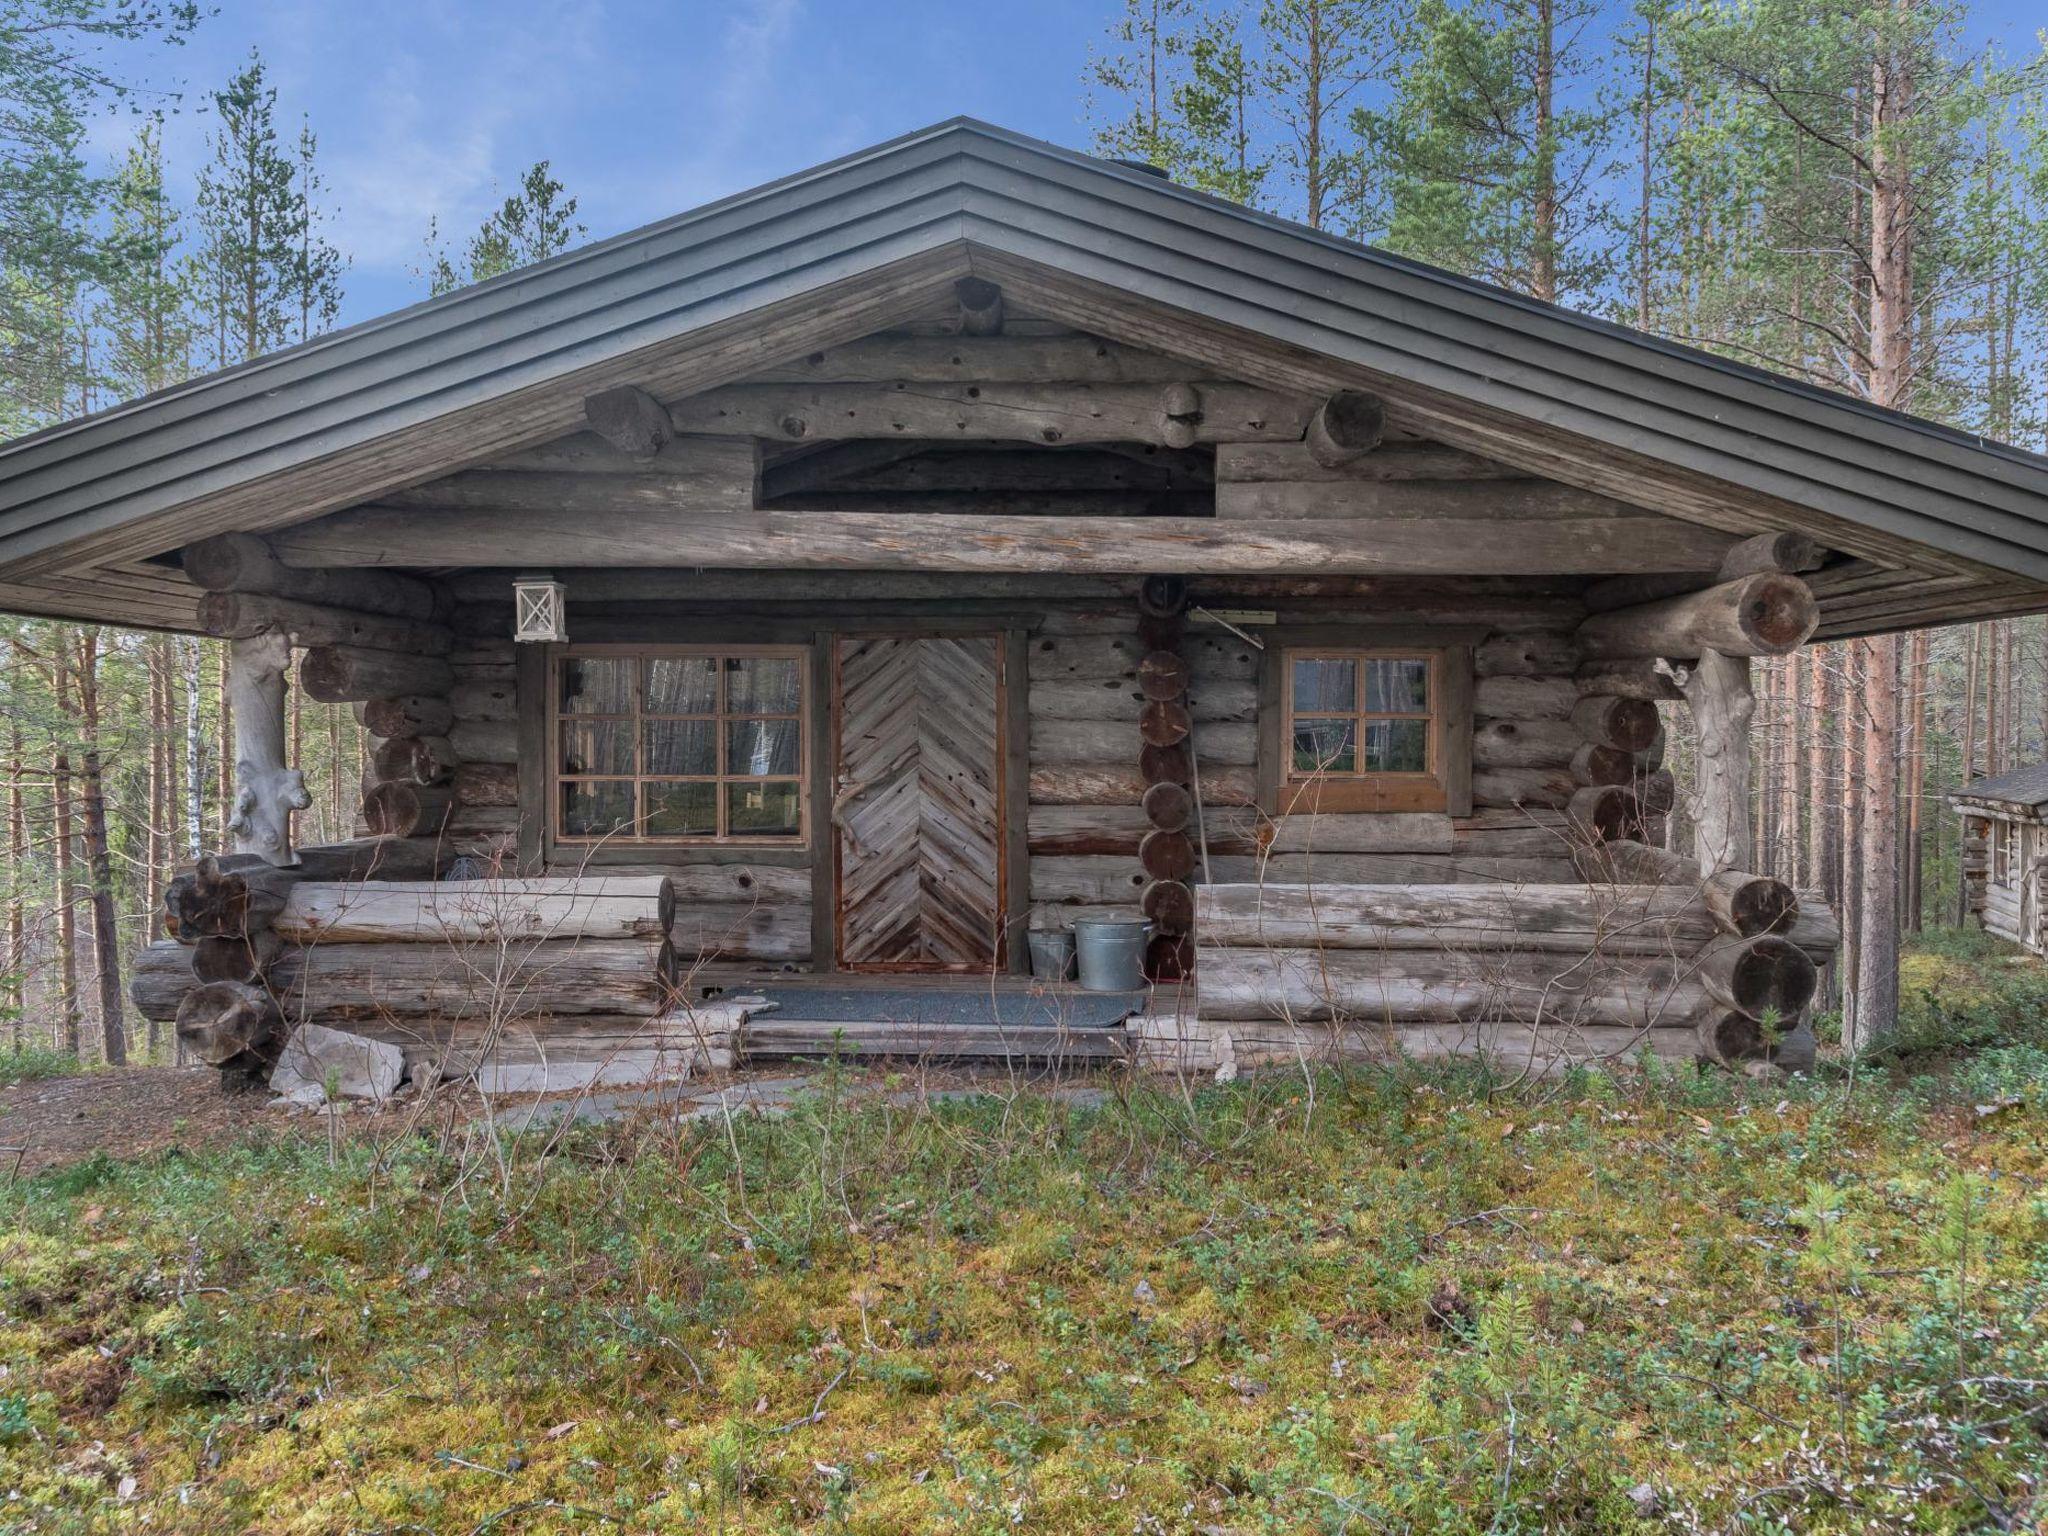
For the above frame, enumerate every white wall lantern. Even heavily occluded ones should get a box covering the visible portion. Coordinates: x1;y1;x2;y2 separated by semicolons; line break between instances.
513;573;566;642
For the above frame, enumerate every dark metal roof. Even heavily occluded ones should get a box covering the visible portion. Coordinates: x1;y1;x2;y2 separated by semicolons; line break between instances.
1953;765;2048;809
3;117;2048;584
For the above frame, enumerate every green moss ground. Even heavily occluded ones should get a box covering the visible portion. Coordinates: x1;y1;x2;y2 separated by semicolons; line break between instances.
4;946;2048;1533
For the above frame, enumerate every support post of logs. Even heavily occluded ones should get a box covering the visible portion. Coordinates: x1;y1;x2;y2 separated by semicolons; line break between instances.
227;630;311;868
1661;649;1753;878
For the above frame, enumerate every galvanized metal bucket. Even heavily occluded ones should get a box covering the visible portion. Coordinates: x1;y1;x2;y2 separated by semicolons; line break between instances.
1073;918;1152;992
1027;928;1077;982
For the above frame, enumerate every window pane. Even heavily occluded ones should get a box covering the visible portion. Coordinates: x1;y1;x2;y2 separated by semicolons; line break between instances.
560;719;633;775
645;655;717;715
728;780;802;837
644;781;718;837
644;719;716;776
1364;718;1429;773
727;718;802;776
1365;657;1430;714
727;656;800;714
561;780;633;837
1293;718;1356;774
559;656;633;714
1291;656;1355;714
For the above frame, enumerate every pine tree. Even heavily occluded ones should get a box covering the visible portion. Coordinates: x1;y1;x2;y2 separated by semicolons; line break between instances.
99;116;195;400
195;50;342;366
422;161;584;296
1352;0;1620;300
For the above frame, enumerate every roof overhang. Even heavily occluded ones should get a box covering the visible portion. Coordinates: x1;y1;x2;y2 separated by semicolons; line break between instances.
3;118;2046;634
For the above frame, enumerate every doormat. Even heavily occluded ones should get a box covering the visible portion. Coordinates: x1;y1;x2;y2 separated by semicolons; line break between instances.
748;986;1147;1031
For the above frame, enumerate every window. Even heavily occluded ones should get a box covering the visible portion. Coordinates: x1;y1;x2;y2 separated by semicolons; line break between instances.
1277;647;1451;813
553;648;807;843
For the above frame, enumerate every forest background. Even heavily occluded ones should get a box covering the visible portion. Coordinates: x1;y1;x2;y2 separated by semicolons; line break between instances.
1;0;2043;1065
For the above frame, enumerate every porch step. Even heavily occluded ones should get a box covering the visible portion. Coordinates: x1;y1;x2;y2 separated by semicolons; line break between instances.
739;1018;1130;1062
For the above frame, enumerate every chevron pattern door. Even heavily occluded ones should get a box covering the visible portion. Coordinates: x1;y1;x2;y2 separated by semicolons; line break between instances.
832;635;1005;971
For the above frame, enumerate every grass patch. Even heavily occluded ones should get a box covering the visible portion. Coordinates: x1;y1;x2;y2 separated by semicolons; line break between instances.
0;1046;88;1086
1;1050;2044;1535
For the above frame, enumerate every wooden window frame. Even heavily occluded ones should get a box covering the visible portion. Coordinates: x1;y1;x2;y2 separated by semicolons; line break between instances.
1257;625;1479;818
549;643;811;848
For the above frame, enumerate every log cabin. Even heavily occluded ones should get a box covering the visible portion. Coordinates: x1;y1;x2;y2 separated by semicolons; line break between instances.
7;120;2048;1086
1954;767;2048;953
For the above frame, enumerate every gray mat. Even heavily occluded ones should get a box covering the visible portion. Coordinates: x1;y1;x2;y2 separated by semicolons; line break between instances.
749;986;1146;1030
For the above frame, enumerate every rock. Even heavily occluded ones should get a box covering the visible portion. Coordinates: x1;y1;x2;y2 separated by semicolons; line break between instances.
1132;1278;1157;1304
269;1023;405;1103
1626;1482;1660;1516
1770;1019;1817;1074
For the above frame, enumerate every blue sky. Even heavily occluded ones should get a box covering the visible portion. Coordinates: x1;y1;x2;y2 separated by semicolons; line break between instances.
106;0;2048;325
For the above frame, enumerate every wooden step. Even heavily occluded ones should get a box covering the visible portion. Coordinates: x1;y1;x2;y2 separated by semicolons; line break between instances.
740;1018;1130;1061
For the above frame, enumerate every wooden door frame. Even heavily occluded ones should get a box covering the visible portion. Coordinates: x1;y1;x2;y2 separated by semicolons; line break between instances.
811;625;1028;976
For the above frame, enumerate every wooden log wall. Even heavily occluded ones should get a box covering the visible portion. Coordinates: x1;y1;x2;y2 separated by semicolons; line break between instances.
1190;879;1839;1072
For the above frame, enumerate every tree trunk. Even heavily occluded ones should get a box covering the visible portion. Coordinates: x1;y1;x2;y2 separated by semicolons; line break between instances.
227;630;312;867
74;629;127;1066
1667;649;1754;878
51;627;78;1056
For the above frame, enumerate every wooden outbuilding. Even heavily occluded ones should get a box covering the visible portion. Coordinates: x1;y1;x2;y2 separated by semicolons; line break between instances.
1955;767;2048;953
7;121;2048;1084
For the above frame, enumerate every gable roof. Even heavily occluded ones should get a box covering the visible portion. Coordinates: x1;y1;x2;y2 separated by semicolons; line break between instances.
2;116;2047;632
1954;765;2048;810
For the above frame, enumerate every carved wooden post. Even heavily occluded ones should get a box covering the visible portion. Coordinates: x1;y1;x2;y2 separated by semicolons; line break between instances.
1659;648;1753;879
227;630;310;867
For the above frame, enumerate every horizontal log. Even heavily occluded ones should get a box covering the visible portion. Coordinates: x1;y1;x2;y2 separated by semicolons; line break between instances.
1028;763;1258;806
1196;881;1726;955
1473;718;1584;770
669;901;810;962
356;695;455;738
362;782;456;839
271;937;676;1019
1698;935;1817;1022
1206;853;1577;886
1475;631;1580;677
455;761;518;806
1030;856;1153;904
1195;946;1706;1028
1472;766;1577;810
1025;677;1258;723
1718;531;1828;580
276;878;673;944
1217;478;1634;521
199;592;452;654
1029;717;1256;765
1027;802;1258;856
130;939;202;1021
300;645;454;703
1570;695;1662;752
1570;742;1638;786
1214;439;1509;482
1573;838;1700;886
1170;1018;1700;1070
1302;390;1385;466
180;533;439;620
1703;871;1798;938
1577;574;1819;659
662;380;1315;446
176;980;280;1066
390;441;758;516
274;506;1735;575
449;717;518;764
191;929;281;986
1575;662;1683;701
1475;675;1579;719
450;678;516;721
1030;631;1260;684
367;734;457;788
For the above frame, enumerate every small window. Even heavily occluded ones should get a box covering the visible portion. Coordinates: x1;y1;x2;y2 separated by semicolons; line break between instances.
553;648;807;844
1280;648;1444;813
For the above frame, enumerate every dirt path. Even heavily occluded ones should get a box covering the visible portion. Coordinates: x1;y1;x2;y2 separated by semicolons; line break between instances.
0;1067;309;1179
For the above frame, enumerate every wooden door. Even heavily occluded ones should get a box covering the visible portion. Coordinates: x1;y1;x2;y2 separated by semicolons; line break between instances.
832;634;1006;971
